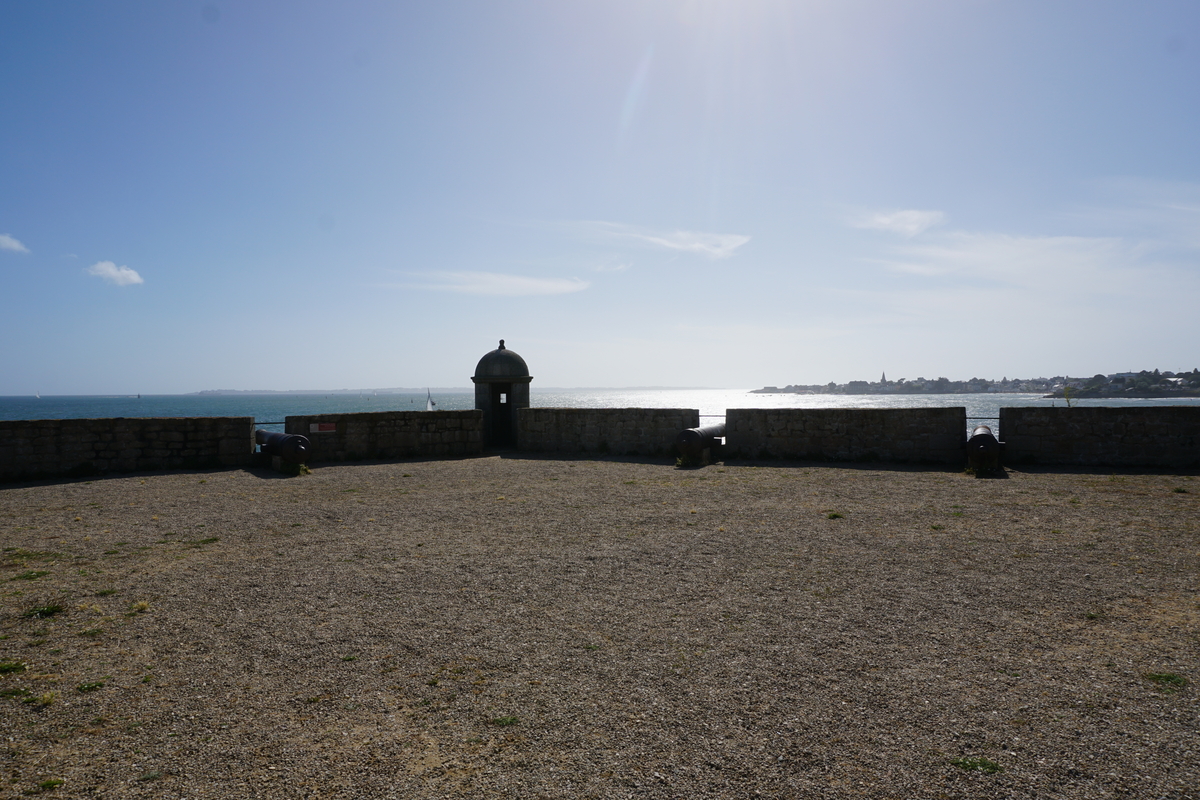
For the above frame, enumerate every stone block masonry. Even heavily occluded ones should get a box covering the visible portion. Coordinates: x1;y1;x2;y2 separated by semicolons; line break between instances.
285;410;484;462
726;407;966;464
0;417;255;481
518;408;699;456
1000;407;1200;467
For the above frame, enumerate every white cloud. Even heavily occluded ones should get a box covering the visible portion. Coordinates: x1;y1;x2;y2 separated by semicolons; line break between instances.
410;271;589;296
0;233;30;253
878;231;1146;293
853;209;946;237
587;222;751;259
594;261;632;273
86;261;144;286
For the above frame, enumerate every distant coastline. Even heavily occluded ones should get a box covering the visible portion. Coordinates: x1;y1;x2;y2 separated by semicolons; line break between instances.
753;369;1200;398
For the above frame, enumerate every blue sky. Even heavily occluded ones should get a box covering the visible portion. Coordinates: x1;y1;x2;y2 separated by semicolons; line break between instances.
2;1;1198;394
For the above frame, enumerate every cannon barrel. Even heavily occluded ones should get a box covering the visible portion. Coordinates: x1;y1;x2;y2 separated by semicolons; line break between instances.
255;430;312;463
966;424;1000;472
676;423;726;462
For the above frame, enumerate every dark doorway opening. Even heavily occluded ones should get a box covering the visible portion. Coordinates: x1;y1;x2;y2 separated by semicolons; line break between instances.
490;382;514;447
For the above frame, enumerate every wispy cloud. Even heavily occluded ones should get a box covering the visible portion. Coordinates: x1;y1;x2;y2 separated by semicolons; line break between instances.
877;231;1151;293
587;222;751;259
409;271;589;296
0;233;30;253
852;209;946;237
86;261;144;286
594;260;632;273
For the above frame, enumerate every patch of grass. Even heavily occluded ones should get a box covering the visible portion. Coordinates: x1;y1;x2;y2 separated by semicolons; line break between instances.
76;681;105;693
341;655;357;662
11;571;50;581
195;537;220;545
95;589;117;597
951;756;1002;773
930;524;944;531
78;628;103;637
25;691;56;708
1173;487;1189;494
5;549;62;562
137;771;162;782
31;778;65;792
1144;672;1187;692
1085;611;1106;621
826;512;844;520
128;601;150;614
489;715;519;727
23;604;64;619
0;661;27;674
1;687;31;698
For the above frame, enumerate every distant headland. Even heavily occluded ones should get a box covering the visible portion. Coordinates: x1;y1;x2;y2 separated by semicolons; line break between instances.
752;369;1200;398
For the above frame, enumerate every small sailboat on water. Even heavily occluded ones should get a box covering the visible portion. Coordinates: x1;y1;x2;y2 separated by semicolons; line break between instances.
426;389;437;412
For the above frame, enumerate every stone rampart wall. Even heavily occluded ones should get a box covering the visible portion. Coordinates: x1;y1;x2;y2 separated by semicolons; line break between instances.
0;417;254;481
285;410;483;462
726;408;966;463
518;408;699;456
999;407;1200;467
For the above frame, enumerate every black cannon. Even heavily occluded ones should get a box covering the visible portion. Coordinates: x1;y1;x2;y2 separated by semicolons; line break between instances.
255;430;312;463
966;424;1001;472
676;423;726;463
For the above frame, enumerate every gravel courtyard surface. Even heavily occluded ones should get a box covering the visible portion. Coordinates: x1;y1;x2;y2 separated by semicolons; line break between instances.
1;456;1197;799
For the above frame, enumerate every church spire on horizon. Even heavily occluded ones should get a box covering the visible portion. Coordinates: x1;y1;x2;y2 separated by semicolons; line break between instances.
881;371;887;384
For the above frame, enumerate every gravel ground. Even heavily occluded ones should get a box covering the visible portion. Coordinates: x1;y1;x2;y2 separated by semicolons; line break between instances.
1;455;1197;799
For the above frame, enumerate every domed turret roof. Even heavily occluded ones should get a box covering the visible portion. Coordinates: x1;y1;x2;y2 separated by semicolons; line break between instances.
473;340;531;380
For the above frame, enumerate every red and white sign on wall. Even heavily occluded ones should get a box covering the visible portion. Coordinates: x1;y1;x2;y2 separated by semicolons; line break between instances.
309;423;337;433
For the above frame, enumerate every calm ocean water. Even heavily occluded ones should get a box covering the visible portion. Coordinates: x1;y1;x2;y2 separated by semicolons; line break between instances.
3;390;1199;434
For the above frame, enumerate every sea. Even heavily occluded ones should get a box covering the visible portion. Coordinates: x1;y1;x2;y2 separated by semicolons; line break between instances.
3;390;1200;436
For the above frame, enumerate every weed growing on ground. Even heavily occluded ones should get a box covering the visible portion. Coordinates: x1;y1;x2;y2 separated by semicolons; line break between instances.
31;778;65;792
826;512;844;519
1173;487;1189;493
951;756;1002;773
490;715;519;727
1144;672;1187;692
0;661;27;674
76;681;105;693
23;605;64;619
5;549;62;562
11;571;49;581
129;601;150;614
930;524;944;531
